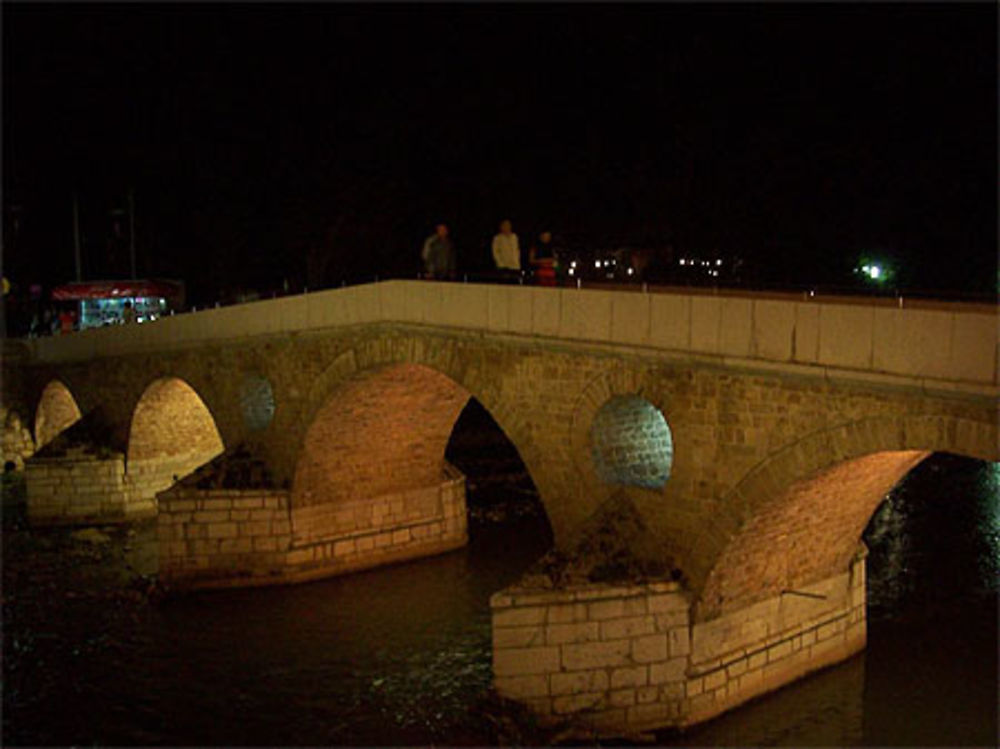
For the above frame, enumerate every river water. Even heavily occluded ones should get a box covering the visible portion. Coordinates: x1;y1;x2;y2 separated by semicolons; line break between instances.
3;447;997;746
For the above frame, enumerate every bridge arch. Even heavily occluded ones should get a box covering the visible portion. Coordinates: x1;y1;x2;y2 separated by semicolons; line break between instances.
34;379;83;449
289;345;548;546
126;376;225;497
292;362;472;510
692;413;999;620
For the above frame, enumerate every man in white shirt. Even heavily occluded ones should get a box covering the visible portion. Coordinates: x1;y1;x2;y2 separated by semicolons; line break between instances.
491;219;521;272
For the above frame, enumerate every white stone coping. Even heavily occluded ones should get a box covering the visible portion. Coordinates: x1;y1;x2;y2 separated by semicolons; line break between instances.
23;281;999;391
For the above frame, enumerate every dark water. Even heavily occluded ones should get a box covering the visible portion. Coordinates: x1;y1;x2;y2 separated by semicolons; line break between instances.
3;452;997;746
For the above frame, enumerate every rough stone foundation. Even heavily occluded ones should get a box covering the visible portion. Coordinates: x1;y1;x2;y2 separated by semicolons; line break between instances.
24;448;155;524
158;464;468;589
491;549;866;736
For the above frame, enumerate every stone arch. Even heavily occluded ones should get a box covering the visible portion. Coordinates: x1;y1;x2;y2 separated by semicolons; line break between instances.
34;379;82;449
692;413;999;620
293;342;541;507
292;362;471;510
126;377;225;497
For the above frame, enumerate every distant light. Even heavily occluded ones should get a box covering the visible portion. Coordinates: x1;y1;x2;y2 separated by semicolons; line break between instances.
568;267;575;276
716;259;722;266
603;260;610;267
627;267;634;276
860;263;883;280
570;260;577;268
679;259;686;266
594;260;601;269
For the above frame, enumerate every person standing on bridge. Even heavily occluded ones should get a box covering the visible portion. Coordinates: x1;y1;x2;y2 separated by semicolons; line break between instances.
491;219;521;280
530;230;559;287
421;223;455;280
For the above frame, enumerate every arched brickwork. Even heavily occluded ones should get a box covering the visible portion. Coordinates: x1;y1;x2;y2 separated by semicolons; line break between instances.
34;379;82;449
292;363;471;508
126;377;224;497
692;413;999;620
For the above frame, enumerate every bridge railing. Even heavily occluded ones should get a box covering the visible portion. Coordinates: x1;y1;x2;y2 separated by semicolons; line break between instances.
17;279;999;393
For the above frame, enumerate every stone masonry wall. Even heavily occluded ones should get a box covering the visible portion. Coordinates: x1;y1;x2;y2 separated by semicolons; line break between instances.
159;465;467;589
157;487;292;586
491;551;866;737
25;448;155;524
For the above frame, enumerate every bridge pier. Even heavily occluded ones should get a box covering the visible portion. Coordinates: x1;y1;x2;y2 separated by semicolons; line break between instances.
158;458;468;589
25;448;156;525
490;548;866;736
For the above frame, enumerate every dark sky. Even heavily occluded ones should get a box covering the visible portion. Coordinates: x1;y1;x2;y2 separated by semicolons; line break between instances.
3;2;997;300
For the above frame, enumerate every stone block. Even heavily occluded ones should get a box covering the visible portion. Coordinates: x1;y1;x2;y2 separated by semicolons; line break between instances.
242;520;272;536
561;639;631;670
495;626;546;649
531;288;561;336
493;646;561;677
547;602;590;624
552;692;607;715
549;668;609;697
649;293;691;350
632;634;668;663
608;688;636;708
703;668;727;692
559;288;613;342
752;299;796;361
600;615;656;640
252;536;279;552
636;685;659;704
546;621;601;645
610;665;648;689
286;547;315;566
719;297;753;357
206;522;238;539
817;303;873;369
667;627;690;657
611;292;651;346
649;657;687;685
648;593;688;614
333;539;356;557
494;605;548;628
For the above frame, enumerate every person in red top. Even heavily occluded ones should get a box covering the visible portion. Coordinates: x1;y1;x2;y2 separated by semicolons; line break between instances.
58;307;76;335
530;231;558;287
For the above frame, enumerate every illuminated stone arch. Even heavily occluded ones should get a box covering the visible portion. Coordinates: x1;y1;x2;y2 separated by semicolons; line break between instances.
289;342;548;545
126;377;225;498
34;379;83;449
292;362;472;510
691;413;999;621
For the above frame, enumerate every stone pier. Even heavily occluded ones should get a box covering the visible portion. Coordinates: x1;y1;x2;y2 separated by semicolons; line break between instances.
158;461;468;589
491;549;867;736
25;447;155;524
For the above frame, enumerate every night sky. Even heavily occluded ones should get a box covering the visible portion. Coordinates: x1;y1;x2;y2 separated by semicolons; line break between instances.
3;3;997;303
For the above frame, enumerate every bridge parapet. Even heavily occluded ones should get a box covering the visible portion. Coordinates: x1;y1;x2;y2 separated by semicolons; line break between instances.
23;281;998;394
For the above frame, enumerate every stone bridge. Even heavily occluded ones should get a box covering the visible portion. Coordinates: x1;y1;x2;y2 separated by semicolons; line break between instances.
2;280;996;734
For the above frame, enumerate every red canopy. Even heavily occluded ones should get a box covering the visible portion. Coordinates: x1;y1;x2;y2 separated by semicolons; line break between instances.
51;279;184;302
